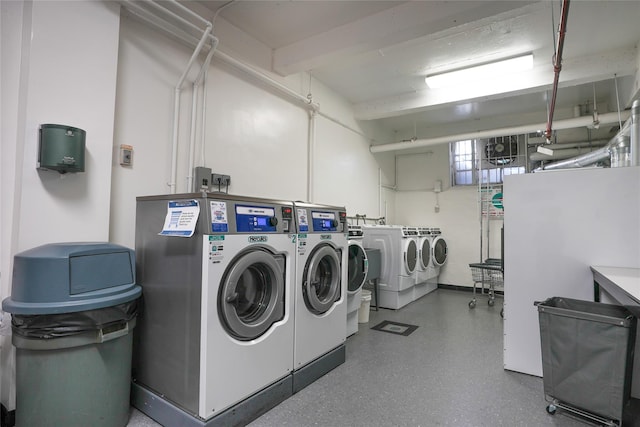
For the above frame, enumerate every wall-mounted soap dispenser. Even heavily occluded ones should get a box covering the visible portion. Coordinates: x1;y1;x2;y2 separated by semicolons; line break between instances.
37;124;86;174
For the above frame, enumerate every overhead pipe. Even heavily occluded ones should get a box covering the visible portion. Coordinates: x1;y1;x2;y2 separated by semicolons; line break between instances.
370;111;629;154
544;0;571;141
212;50;319;112
531;140;608;150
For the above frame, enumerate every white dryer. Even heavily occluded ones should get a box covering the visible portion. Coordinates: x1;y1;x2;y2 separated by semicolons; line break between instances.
415;227;432;285
346;225;368;337
293;202;348;392
362;225;418;309
426;228;448;286
132;194;296;426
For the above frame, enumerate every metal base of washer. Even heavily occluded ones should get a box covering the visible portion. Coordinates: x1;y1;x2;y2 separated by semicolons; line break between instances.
131;375;292;427
292;344;346;394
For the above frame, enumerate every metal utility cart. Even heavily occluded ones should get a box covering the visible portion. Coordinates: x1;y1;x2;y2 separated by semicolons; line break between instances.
468;258;504;317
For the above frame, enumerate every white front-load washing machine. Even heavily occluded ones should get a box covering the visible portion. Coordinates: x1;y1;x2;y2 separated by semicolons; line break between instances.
132;193;296;427
293;202;348;392
362;225;418;309
347;225;368;337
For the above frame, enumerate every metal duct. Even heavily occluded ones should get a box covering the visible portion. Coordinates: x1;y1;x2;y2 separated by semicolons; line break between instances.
537;146;610;171
529;145;606;162
535;120;632;171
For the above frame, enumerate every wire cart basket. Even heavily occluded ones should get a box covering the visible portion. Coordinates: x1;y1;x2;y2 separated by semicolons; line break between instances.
468;259;504;317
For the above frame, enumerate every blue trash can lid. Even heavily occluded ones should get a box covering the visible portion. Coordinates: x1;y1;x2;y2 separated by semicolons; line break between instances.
2;242;141;315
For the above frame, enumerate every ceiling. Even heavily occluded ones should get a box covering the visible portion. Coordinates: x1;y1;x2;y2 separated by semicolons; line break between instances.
189;1;640;148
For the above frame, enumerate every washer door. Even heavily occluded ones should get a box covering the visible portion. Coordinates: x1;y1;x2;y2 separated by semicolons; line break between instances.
218;248;285;341
303;244;342;314
419;238;431;269
432;236;448;267
403;238;417;274
348;242;368;293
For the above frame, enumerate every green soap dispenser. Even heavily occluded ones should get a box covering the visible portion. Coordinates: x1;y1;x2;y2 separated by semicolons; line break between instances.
38;124;86;174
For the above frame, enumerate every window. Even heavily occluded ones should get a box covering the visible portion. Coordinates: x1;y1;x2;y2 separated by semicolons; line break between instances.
450;135;527;186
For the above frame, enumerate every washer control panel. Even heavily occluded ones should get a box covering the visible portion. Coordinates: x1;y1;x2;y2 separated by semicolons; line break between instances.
235;205;277;232
311;211;338;231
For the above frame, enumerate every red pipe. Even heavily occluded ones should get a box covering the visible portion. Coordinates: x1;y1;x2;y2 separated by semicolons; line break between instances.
545;0;571;141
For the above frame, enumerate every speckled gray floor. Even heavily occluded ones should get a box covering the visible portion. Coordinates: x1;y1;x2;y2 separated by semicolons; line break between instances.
126;289;638;427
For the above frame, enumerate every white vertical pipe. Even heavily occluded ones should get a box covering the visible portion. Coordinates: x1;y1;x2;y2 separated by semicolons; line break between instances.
631;99;640;166
186;42;217;192
186;80;201;192
378;168;382;218
307;110;316;202
169;24;212;194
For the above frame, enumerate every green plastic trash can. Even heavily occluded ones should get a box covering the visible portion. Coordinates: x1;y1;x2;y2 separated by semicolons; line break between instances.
2;243;142;427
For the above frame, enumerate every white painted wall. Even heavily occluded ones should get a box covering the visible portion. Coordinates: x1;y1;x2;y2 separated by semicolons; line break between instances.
110;14;391;249
1;0;121;412
3;5;392;413
393;145;503;287
503;167;640;386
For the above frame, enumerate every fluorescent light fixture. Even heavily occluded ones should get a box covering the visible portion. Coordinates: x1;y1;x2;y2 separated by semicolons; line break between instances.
425;54;533;89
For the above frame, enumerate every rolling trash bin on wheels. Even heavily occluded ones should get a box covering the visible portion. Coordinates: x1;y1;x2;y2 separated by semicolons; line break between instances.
535;297;636;427
2;243;142;427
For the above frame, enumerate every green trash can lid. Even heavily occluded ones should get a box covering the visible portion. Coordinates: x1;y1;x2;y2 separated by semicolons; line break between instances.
2;242;141;315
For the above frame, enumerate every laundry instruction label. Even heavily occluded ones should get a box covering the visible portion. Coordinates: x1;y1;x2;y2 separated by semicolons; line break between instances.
207;236;224;263
296;208;309;232
210;201;229;232
297;235;307;255
159;200;199;237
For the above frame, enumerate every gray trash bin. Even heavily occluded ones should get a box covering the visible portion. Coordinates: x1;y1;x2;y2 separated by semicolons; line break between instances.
535;297;636;425
2;242;142;427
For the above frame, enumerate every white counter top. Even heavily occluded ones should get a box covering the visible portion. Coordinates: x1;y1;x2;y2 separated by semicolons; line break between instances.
591;266;640;316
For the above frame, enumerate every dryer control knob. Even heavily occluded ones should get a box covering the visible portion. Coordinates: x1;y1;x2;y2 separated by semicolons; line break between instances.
331;219;338;227
269;217;278;226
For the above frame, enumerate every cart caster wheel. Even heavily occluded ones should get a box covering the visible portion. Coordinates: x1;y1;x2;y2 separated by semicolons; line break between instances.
546;404;556;415
488;299;495;307
468;301;476;309
500;308;504;318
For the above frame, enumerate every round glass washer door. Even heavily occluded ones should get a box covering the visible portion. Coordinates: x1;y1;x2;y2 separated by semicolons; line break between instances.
403;239;417;274
347;242;368;293
303;244;341;314
218;248;285;341
433;236;448;267
419;238;432;270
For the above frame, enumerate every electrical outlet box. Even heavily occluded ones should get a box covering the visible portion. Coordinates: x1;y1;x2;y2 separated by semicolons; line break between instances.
434;180;442;193
119;144;133;166
212;173;231;188
194;167;212;192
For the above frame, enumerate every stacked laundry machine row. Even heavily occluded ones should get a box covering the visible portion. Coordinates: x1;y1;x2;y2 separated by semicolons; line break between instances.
362;225;448;309
131;193;348;427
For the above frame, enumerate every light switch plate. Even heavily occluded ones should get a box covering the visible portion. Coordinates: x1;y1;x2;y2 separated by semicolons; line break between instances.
120;144;133;166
